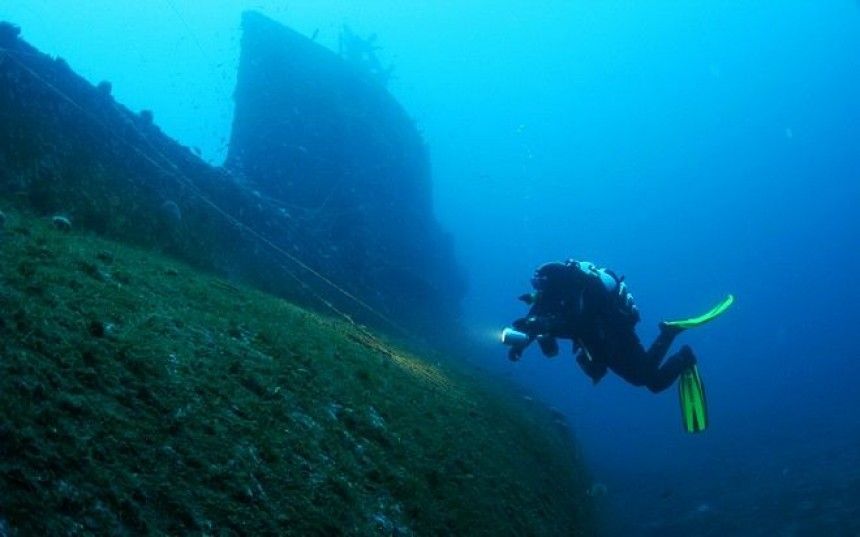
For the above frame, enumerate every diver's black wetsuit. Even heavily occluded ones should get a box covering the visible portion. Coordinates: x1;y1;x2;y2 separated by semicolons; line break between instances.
511;260;695;393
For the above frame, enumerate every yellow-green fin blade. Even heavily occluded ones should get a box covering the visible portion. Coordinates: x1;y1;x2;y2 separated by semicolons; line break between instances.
665;294;735;330
679;365;708;433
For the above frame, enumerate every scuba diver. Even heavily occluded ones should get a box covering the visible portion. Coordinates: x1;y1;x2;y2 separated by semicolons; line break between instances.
502;259;733;432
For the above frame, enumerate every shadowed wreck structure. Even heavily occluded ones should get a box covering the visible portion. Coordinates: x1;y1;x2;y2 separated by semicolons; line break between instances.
0;12;466;339
226;11;467;337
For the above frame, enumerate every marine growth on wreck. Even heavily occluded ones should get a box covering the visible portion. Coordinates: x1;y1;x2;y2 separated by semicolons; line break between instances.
0;15;594;536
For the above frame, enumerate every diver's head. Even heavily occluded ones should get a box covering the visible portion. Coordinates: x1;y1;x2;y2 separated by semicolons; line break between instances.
531;261;572;292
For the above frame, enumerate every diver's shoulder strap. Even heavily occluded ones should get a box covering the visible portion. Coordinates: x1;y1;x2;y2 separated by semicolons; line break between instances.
567;260;616;291
568;260;639;323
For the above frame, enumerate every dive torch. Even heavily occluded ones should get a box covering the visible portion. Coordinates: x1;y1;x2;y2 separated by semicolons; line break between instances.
501;327;559;358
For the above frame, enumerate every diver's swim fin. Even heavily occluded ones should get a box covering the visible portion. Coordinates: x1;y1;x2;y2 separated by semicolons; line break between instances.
668;295;731;433
664;294;735;330
679;365;708;433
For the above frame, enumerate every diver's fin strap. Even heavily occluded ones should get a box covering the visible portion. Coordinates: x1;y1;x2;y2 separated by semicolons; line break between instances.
679;365;708;433
664;294;735;329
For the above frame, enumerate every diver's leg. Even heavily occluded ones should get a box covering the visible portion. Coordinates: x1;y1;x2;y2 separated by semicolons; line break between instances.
644;345;697;393
604;331;651;387
645;323;685;365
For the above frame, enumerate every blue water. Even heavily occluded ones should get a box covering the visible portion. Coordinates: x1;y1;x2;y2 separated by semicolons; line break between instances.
4;2;859;534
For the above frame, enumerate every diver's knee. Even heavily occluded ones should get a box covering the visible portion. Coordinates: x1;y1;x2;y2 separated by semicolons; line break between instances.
680;345;697;367
645;380;666;394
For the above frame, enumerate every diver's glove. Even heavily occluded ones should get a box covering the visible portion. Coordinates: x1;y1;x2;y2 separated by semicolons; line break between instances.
536;335;559;357
576;349;607;384
506;333;558;360
508;345;525;362
512;316;554;337
502;327;533;362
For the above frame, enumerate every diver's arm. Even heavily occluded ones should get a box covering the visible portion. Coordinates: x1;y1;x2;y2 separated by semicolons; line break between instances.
512;315;569;339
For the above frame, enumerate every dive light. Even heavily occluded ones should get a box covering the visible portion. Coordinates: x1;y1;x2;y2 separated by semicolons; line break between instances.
501;327;559;357
501;327;530;348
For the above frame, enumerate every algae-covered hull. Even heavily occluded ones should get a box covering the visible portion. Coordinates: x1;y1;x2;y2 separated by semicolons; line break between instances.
0;209;594;535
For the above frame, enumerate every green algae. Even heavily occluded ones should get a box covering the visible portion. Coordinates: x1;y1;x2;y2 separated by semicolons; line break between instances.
0;208;594;535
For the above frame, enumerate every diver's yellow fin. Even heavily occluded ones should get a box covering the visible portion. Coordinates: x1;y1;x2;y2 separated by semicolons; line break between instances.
664;294;735;330
679;365;708;433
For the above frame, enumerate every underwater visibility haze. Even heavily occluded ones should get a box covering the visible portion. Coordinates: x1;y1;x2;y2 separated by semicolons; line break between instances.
2;1;860;535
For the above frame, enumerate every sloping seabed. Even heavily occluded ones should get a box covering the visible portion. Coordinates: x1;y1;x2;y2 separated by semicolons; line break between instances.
0;209;594;536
